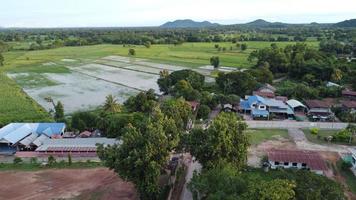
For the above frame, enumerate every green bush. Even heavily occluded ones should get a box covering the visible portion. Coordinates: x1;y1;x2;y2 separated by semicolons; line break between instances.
48;155;56;166
30;157;38;164
333;129;352;143
310;128;319;135
341;161;352;171
13;157;23;165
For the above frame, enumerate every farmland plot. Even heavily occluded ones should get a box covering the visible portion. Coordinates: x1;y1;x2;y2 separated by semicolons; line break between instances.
69;63;160;92
9;72;138;113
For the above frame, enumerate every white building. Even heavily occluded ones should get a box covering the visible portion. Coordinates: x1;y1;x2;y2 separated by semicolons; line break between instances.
350;148;356;169
267;149;328;175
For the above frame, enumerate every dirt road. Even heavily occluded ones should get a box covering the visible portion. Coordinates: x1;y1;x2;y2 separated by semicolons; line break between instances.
288;129;349;153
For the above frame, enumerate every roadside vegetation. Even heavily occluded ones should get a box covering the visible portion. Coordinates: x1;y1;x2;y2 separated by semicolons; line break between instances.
0;156;102;171
303;126;356;145
247;129;289;145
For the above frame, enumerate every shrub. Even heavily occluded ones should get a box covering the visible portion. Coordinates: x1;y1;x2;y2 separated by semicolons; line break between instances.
197;104;211;120
48;155;56;166
310;128;319;135
128;48;136;56
13;157;23;165
333;129;352;143
341;160;352;171
30;157;38;165
67;153;72;166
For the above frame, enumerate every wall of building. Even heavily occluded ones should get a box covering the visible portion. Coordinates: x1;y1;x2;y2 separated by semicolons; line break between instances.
268;160;324;175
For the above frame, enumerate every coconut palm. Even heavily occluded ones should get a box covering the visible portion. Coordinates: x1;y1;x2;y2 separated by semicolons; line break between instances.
103;94;121;113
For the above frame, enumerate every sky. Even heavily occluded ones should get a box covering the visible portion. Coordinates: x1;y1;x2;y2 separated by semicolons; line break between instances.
0;0;355;28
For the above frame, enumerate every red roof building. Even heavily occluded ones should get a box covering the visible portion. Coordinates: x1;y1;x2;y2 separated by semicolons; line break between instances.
253;91;275;98
267;149;328;175
188;101;200;112
342;90;356;99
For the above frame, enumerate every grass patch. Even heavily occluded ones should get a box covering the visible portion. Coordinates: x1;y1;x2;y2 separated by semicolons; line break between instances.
0;161;103;171
0;73;52;125
303;129;356;146
247;129;289;145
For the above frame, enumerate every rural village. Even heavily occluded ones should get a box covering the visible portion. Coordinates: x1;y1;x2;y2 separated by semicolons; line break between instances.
1;1;356;200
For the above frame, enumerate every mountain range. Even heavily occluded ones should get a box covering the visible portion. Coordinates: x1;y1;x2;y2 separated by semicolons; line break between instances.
160;19;356;28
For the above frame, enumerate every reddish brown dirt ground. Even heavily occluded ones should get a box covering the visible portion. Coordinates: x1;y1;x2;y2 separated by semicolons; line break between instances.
0;168;137;200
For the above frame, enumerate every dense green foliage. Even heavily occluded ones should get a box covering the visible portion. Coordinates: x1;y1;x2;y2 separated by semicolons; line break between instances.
97;108;180;200
103;94;122;113
216;71;257;96
189;165;345;200
124;89;157;113
184;112;249;169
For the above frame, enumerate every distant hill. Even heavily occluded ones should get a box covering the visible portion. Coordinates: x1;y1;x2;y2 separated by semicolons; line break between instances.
333;19;356;27
160;19;220;28
246;19;271;26
243;19;288;28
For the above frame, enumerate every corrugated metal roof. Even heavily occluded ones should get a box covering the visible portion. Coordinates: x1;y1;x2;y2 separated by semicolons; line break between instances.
287;99;306;109
268;149;328;171
36;138;119;151
3;124;33;144
0;123;66;144
19;133;39;146
32;134;49;147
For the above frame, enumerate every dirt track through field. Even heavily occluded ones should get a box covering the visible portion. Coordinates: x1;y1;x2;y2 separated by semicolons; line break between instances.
0;168;137;200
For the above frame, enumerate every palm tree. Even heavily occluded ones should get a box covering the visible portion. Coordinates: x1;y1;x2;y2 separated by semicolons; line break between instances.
103;94;121;113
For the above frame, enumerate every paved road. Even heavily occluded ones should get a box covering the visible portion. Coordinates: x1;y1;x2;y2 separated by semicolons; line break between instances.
288;129;349;153
180;157;202;200
247;121;349;130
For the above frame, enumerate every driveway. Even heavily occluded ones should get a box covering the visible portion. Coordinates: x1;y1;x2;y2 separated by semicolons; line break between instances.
288;129;349;153
180;156;202;200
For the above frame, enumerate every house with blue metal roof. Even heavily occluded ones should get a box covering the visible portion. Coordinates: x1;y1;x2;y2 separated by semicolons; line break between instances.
0;123;66;154
239;95;294;120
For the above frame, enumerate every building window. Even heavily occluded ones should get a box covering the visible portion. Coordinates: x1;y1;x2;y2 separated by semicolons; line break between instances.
292;163;298;167
275;161;279;165
302;163;307;167
284;162;289;166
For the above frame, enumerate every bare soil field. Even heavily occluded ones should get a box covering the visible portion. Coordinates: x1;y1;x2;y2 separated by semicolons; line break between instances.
248;137;296;167
0;168;137;200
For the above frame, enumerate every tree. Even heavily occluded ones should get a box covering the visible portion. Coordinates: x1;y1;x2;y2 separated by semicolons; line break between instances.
71;111;99;131
189;164;296;200
157;70;171;94
331;68;342;82
103;94;121;113
210;56;220;69
241;43;247;51
98;108;172;200
54;101;65;122
0;53;4;66
124;89;157;113
249;62;274;84
160;98;192;130
169;69;205;91
185;112;249;169
128;48;136;56
144;41;151;48
216;71;257;96
197;104;211;120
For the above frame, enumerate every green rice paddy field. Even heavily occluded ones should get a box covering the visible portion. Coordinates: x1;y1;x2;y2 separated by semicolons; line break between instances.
0;41;319;123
